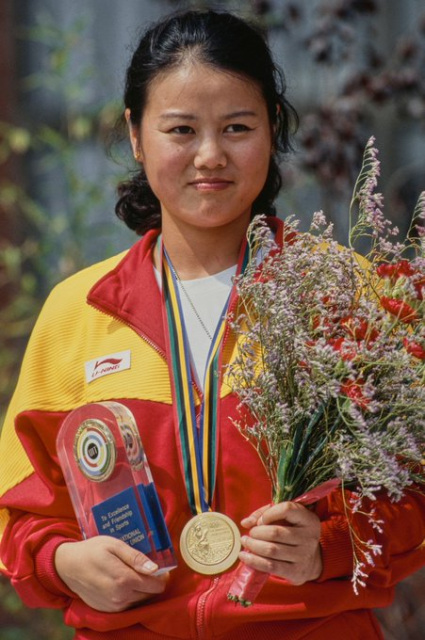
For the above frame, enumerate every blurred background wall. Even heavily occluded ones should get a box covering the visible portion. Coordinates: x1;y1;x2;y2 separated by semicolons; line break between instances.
0;1;424;638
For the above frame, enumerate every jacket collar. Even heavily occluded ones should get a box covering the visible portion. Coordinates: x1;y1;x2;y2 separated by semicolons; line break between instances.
87;218;285;350
87;228;166;354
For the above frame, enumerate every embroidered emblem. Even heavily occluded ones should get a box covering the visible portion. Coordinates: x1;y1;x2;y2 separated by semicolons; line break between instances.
85;350;131;383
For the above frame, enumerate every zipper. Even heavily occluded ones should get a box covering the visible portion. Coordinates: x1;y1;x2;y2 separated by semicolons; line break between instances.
88;301;212;398
195;576;220;640
87;300;167;361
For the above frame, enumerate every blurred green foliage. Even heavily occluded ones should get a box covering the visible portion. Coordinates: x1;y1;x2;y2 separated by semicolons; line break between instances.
0;13;126;638
0;12;127;422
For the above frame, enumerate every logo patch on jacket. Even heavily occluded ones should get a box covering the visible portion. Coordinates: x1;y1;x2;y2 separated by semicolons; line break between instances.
85;350;131;383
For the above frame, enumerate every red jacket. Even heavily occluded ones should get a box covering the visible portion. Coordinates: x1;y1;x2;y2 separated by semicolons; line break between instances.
0;220;424;639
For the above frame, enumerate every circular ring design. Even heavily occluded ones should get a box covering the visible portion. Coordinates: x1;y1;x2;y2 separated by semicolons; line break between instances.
74;419;116;482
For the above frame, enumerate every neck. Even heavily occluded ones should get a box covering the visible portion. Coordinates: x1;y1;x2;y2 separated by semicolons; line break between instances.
155;217;250;280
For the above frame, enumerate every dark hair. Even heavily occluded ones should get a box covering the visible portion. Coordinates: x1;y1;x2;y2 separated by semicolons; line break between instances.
115;10;298;235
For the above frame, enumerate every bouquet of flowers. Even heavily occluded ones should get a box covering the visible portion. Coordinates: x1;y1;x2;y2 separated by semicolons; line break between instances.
227;137;425;607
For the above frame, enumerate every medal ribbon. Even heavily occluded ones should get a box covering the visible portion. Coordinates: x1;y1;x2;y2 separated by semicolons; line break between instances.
161;234;254;515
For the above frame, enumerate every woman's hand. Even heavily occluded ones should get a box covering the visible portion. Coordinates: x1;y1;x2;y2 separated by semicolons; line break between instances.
55;536;169;612
239;502;323;585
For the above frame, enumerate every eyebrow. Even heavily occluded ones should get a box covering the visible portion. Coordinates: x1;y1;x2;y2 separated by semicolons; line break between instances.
158;110;259;120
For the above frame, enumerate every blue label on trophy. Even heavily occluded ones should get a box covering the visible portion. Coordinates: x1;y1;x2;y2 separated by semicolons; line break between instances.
92;486;152;554
137;483;172;552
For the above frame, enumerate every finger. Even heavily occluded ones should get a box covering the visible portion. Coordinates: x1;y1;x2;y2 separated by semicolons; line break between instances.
240;534;299;562
241;503;272;528
239;549;320;585
100;573;168;613
238;549;292;578
259;501;316;528
131;571;169;596
108;537;159;575
244;525;300;547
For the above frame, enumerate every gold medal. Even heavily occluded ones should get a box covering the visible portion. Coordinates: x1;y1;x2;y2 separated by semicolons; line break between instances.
179;512;241;575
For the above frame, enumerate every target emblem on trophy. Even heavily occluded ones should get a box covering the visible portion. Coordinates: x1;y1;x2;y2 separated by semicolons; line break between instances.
74;419;116;482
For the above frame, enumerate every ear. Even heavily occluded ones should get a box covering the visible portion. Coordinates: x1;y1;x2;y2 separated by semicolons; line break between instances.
125;108;143;162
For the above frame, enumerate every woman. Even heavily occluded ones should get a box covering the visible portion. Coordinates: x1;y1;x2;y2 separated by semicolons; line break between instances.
0;10;423;640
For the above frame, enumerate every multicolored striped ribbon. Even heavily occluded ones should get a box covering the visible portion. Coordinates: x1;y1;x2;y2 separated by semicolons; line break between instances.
161;235;253;515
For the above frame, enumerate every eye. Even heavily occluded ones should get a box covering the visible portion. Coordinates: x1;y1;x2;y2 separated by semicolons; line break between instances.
170;125;195;135
225;124;252;133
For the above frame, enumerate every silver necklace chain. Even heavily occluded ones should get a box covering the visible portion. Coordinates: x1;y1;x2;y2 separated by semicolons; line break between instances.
171;267;213;341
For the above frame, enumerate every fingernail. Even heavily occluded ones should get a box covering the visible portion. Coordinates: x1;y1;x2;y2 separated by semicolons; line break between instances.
136;558;158;573
241;516;255;527
240;535;248;546
144;560;158;572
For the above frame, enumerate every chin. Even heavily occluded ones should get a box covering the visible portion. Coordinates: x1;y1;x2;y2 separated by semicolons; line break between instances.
192;208;251;227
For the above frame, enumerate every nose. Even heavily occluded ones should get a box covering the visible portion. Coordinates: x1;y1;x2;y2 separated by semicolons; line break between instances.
194;135;227;170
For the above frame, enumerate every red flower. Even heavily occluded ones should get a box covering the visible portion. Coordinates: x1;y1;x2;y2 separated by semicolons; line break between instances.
329;337;357;361
377;260;424;301
341;316;379;343
340;379;369;409
376;260;415;279
403;338;425;361
380;296;418;322
311;296;342;336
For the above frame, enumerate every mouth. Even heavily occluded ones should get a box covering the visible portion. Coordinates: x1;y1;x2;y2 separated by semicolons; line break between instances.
188;178;233;192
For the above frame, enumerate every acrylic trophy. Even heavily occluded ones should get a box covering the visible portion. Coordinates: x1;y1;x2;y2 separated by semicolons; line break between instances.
57;401;177;574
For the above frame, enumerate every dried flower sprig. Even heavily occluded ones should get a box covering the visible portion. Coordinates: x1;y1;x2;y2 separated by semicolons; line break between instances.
227;138;424;606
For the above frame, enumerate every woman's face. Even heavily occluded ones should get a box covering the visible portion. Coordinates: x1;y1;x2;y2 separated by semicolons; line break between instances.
127;62;273;234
